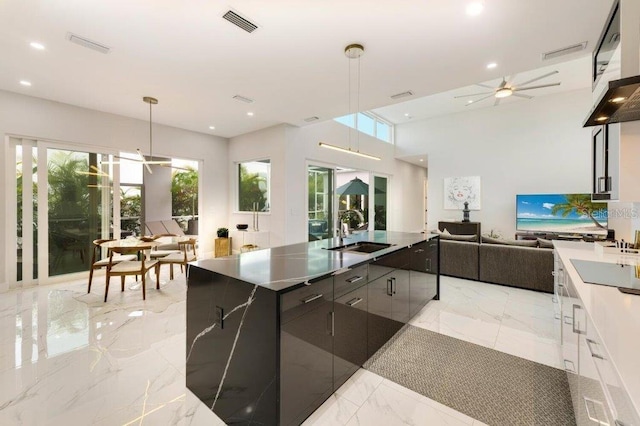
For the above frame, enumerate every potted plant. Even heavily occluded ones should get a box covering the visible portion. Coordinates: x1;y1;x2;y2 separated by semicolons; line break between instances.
217;227;229;238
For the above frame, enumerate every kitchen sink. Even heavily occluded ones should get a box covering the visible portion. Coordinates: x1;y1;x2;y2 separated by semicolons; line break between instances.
327;241;393;254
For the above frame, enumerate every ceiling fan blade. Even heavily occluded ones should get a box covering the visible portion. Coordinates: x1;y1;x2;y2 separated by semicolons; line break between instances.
505;74;518;86
494;97;501;107
475;83;496;89
512;93;534;99
515;70;559;88
514;82;561;91
465;93;495;106
454;91;493;98
498;78;508;89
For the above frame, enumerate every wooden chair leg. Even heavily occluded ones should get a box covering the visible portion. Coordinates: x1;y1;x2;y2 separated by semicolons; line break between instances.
104;274;110;302
88;267;95;293
170;264;174;280
156;266;160;290
121;276;125;292
142;272;146;300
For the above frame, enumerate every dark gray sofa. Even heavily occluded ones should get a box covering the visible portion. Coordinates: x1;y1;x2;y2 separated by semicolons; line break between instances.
439;237;554;293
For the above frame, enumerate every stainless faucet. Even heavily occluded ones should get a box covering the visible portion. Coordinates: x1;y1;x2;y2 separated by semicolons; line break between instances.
336;209;365;245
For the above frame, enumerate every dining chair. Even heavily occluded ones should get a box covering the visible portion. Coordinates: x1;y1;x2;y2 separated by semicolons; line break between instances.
149;234;182;259
157;238;197;280
104;244;159;302
88;239;137;294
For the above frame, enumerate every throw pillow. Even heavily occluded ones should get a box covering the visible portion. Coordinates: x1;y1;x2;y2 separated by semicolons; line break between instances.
440;233;478;242
481;236;537;247
537;238;554;249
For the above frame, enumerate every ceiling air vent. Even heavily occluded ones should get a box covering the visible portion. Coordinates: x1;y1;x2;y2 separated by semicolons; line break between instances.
66;32;111;54
223;10;258;33
304;116;319;122
542;42;587;61
390;91;414;100
233;95;255;104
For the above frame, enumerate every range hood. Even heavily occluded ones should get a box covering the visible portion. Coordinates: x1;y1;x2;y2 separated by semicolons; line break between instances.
584;75;640;127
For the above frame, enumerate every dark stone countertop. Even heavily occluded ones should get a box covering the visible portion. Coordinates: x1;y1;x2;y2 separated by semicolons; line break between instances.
190;231;438;292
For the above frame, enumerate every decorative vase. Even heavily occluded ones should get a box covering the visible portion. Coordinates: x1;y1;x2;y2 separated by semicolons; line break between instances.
462;202;470;222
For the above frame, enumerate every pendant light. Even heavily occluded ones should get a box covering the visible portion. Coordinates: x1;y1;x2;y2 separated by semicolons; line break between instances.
319;43;380;161
138;96;170;174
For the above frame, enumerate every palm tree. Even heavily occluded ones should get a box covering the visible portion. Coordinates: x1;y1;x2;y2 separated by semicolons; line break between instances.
239;164;267;211
550;194;606;229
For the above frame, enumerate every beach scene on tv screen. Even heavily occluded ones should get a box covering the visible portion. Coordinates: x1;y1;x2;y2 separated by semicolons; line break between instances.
516;194;608;235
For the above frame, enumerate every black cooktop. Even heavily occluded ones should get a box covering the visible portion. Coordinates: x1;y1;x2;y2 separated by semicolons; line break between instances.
571;259;640;295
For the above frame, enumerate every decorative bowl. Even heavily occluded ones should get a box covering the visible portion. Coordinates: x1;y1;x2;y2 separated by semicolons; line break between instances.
236;224;249;230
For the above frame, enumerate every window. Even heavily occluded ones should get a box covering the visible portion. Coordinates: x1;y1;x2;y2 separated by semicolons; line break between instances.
334;112;393;143
238;160;270;212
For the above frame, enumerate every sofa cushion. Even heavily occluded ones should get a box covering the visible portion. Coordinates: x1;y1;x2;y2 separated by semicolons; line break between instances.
440;233;478;242
482;236;537;247
479;244;553;292
537;238;555;249
439;240;479;280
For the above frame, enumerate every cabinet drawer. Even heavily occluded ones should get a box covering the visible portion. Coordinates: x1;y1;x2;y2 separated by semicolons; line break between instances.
334;265;367;299
280;277;333;324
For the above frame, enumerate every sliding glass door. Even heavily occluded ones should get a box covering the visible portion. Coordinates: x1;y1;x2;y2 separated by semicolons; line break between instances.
9;139;114;285
308;165;334;241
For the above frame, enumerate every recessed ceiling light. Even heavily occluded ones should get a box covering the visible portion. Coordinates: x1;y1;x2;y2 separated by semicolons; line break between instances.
609;97;626;103
19;80;32;87
404;113;410;117
209;125;215;130
596;116;608;122
466;2;484;16
419;159;424;162
486;62;497;69
247;112;254;117
30;41;45;50
467;100;474;104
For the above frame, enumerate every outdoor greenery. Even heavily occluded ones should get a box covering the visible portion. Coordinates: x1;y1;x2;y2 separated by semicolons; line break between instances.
239;163;268;211
172;166;198;218
551;194;607;228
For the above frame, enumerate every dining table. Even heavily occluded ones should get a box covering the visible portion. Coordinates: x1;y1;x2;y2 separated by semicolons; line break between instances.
100;235;193;289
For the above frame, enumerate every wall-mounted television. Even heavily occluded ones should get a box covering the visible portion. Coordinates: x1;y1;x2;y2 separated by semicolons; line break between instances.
516;194;608;236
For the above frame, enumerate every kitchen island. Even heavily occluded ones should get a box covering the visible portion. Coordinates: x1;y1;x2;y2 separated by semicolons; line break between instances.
186;231;439;425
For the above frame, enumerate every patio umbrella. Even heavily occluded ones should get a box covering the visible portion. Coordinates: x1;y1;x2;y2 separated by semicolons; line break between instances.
336;177;369;195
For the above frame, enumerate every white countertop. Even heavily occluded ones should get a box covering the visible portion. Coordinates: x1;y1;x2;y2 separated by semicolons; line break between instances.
554;240;640;416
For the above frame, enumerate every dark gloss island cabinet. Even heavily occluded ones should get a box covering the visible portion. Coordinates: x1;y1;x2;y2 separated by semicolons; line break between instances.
186;232;439;425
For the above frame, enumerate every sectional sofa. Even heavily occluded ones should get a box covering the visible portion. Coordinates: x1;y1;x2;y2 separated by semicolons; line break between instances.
437;231;554;293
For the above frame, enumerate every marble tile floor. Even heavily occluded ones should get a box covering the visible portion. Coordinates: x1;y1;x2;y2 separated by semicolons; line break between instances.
0;273;558;425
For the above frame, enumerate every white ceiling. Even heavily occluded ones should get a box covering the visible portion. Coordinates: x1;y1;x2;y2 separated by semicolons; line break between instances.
0;0;614;138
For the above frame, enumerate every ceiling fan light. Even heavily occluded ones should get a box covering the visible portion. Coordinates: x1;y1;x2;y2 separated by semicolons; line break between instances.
495;88;513;98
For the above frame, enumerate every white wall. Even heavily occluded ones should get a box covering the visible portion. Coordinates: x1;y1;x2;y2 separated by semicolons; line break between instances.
389;159;427;233
0;90;228;288
228;120;427;247
395;88;594;238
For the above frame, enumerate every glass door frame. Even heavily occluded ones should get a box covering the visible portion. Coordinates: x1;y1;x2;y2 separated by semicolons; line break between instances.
306;160;390;240
7;137;120;287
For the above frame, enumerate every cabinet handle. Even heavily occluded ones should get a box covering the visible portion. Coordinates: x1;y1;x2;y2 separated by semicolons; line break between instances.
572;304;585;334
584;396;609;425
391;277;397;294
598;176;612;193
302;294;323;304
564;315;573;325
347;297;363;307
564;359;576;373
346;276;364;284
326;311;334;336
386;279;392;296
586;338;605;360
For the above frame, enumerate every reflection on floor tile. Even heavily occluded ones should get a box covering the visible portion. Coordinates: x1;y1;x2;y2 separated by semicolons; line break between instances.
0;271;561;425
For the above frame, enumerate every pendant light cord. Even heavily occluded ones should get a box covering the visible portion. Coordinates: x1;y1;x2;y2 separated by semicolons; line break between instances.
149;100;153;158
348;50;352;152
356;53;361;154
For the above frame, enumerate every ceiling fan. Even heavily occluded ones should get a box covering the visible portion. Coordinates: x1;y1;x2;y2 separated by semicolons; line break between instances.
455;70;561;106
